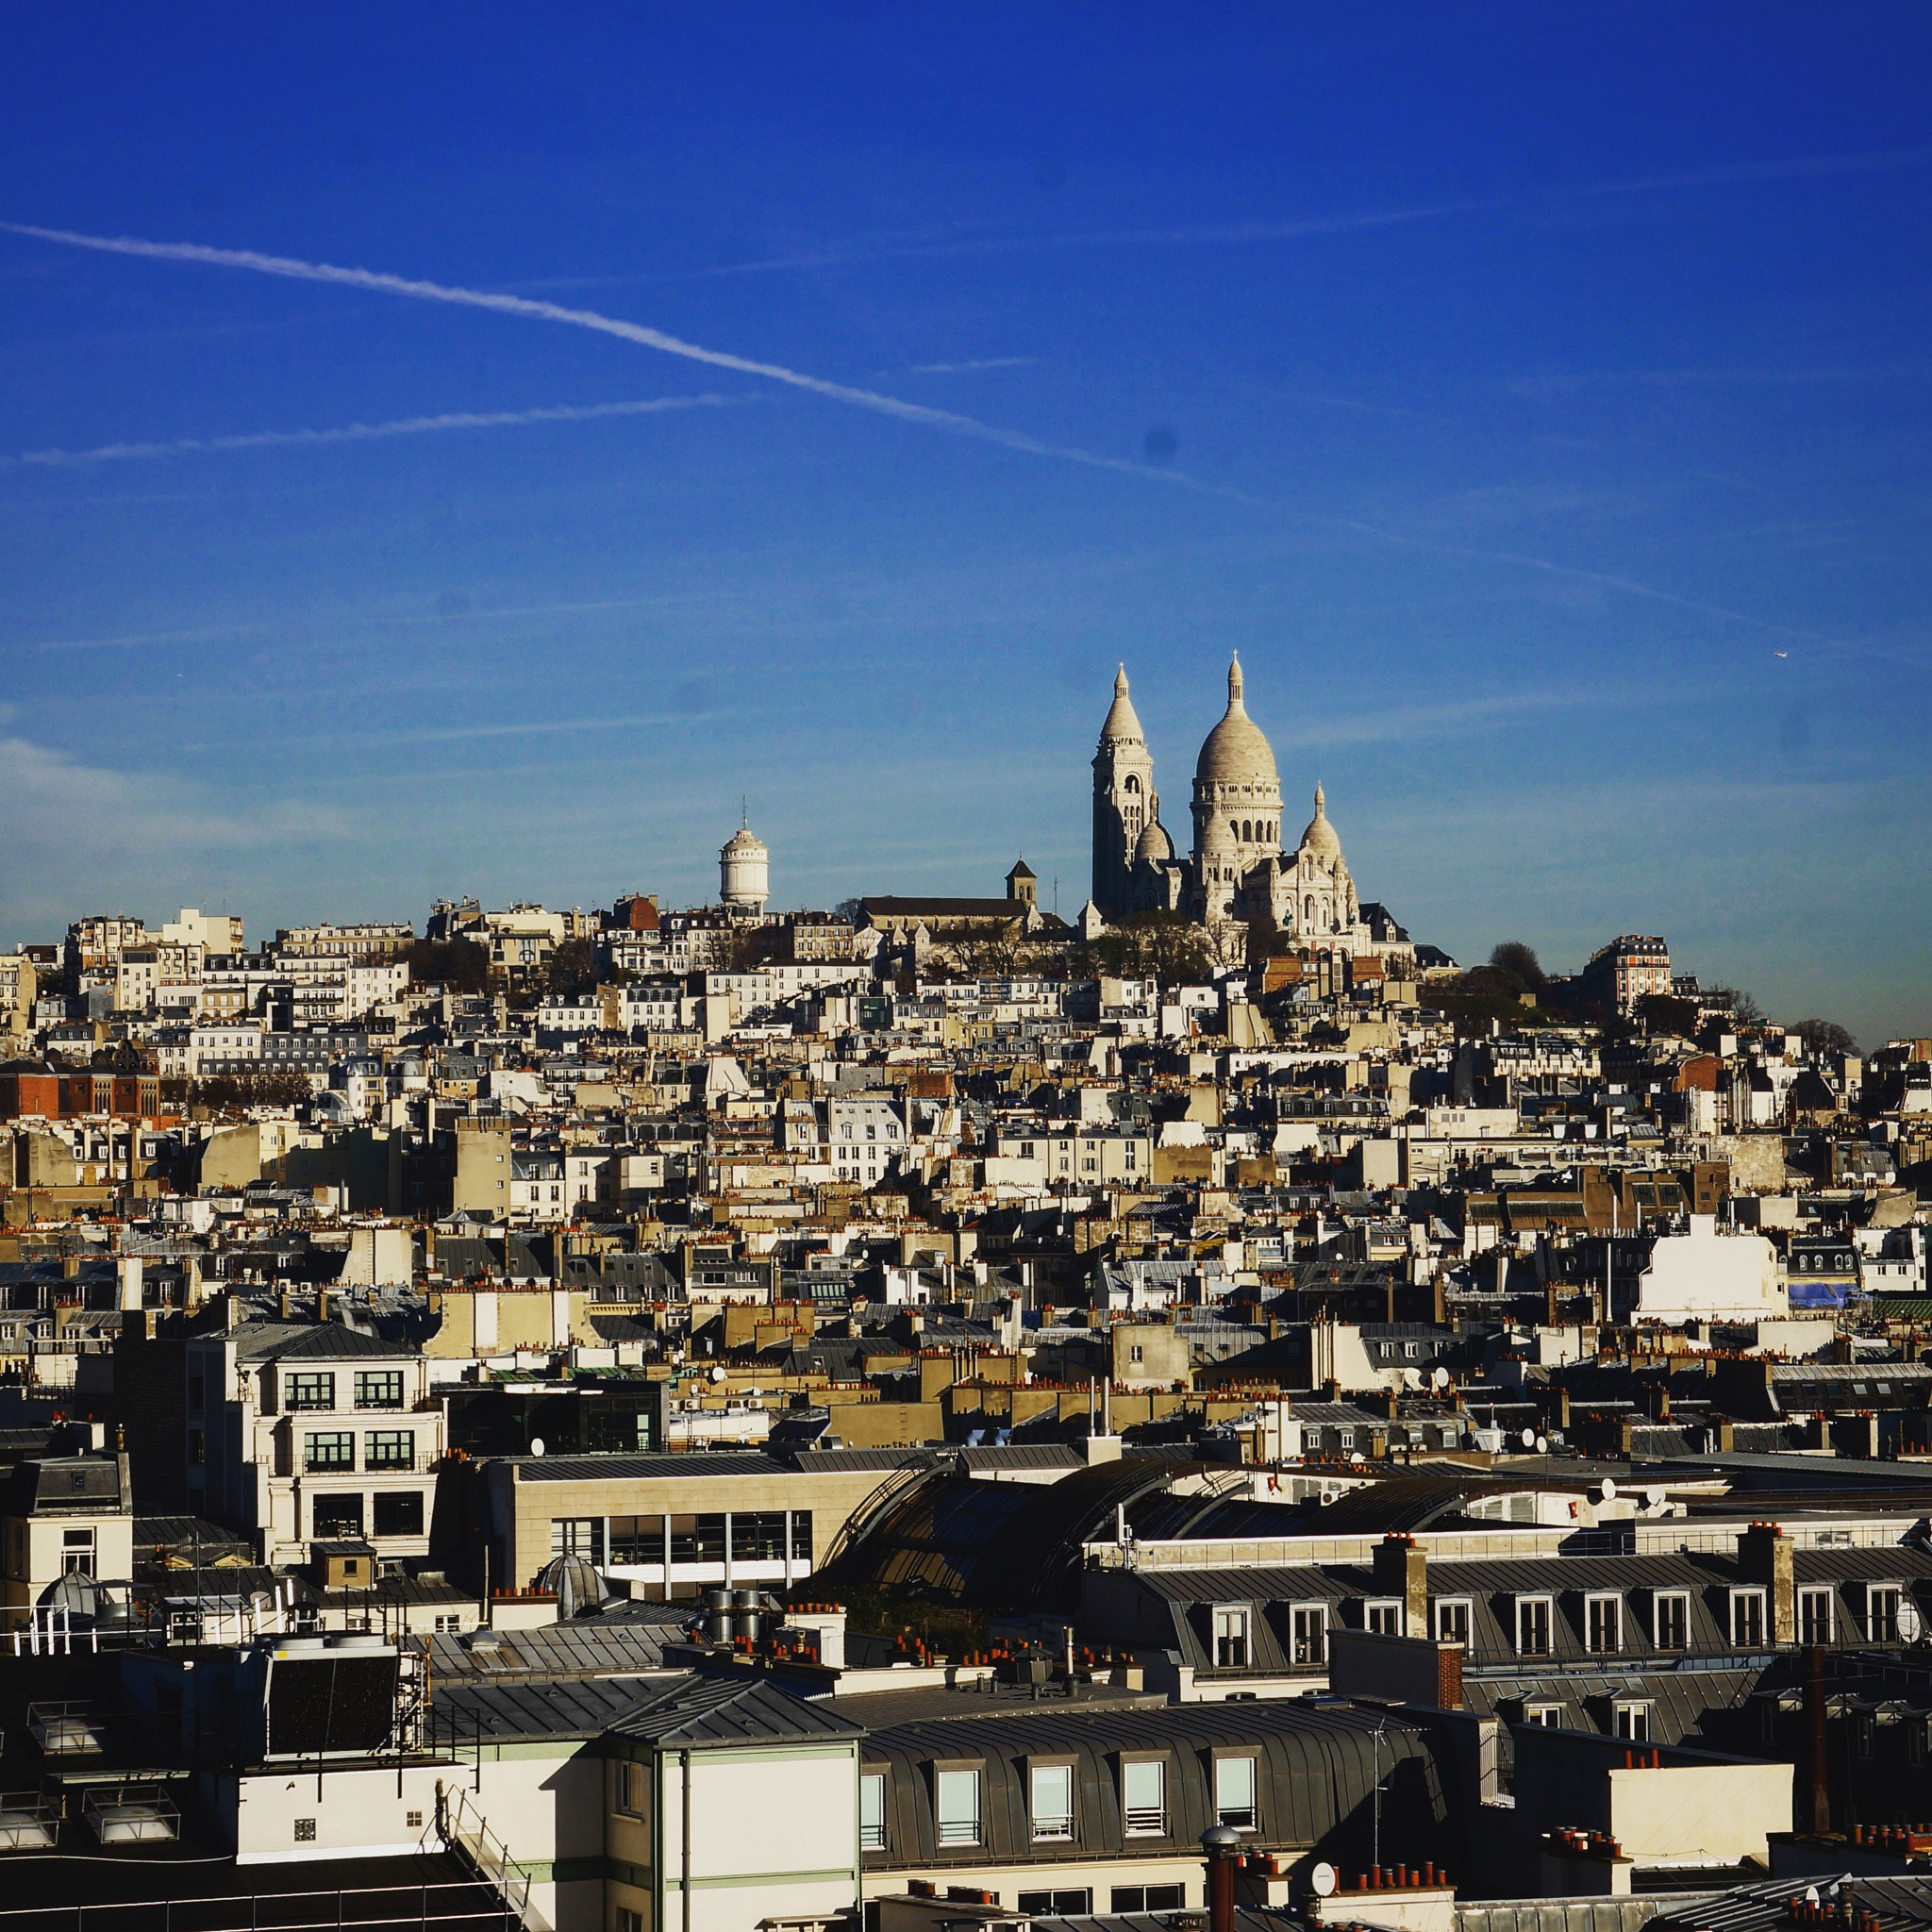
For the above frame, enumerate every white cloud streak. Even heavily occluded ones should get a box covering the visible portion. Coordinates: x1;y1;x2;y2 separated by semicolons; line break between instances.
0;221;1257;507
3;392;747;469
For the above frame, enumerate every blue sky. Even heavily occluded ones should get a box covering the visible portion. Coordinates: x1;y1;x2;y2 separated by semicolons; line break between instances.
3;4;1929;1044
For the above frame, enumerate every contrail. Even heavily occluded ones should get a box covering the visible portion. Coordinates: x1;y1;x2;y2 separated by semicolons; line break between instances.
525;145;1932;289
0;220;1259;505
3;392;745;469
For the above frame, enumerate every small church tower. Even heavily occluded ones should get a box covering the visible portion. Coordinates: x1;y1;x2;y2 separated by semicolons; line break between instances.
1091;665;1156;919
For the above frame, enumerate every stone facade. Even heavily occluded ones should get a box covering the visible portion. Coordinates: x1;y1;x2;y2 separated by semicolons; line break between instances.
1089;657;1399;962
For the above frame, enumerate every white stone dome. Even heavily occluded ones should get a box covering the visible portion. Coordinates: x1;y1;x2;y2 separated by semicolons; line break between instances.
722;825;767;858
1194;654;1277;786
1135;816;1173;863
1297;783;1341;858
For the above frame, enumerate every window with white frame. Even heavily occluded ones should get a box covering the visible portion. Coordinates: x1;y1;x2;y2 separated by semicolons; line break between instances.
1653;1591;1690;1650
1215;1755;1257;1830
1291;1603;1327;1665
1213;1606;1251;1669
1516;1595;1553;1656
860;1772;887;1852
1798;1587;1835;1646
1585;1594;1623;1655
1365;1599;1404;1637
935;1768;981;1845
1030;1762;1074;1841
1524;1703;1563;1727
1731;1588;1767;1647
1122;1757;1167;1835
1867;1585;1903;1643
1614;1702;1651;1741
1434;1598;1472;1649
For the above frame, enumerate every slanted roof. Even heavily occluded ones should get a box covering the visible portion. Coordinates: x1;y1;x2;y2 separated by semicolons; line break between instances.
232;1322;414;1361
607;1673;865;1748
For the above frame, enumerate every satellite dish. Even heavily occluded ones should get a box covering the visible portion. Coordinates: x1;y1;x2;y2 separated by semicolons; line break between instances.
1521;1428;1537;1449
528;1438;545;1457
1536;1436;1549;1455
709;1365;726;1383
1600;1477;1618;1502
1350;1451;1365;1466
1805;1890;1820;1907
1310;1864;1338;1899
1645;1486;1665;1509
1901;1598;1924;1642
1432;1366;1450;1391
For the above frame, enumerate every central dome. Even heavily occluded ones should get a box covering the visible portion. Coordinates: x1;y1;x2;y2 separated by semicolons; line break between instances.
1194;654;1278;785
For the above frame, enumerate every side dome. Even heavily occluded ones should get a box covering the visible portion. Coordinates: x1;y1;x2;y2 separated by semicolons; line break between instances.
1194;654;1278;785
1135;817;1173;863
1099;663;1145;743
1298;782;1341;857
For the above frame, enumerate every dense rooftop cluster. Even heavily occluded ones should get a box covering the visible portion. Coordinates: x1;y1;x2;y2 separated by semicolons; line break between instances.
0;877;1928;1932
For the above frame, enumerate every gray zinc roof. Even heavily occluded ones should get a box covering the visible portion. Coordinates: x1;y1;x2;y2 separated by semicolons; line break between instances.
607;1672;866;1748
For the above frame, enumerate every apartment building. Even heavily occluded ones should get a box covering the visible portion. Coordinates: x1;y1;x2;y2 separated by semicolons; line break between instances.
185;1321;444;1566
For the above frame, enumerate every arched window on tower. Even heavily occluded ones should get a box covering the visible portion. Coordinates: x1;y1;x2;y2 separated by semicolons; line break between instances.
1241;821;1252;842
1124;774;1141;793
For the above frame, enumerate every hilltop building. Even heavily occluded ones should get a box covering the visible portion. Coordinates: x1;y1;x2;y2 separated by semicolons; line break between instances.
1091;657;1397;958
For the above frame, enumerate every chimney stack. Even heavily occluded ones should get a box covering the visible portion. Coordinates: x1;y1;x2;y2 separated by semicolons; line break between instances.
1740;1520;1794;1642
1373;1533;1429;1636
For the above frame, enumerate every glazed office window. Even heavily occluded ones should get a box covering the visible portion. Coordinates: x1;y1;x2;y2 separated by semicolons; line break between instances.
1585;1594;1623;1655
935;1768;981;1846
312;1493;363;1538
285;1372;335;1411
1799;1587;1835;1646
1030;1762;1074;1840
1434;1598;1472;1649
1123;1757;1166;1835
860;1772;887;1852
374;1491;423;1538
356;1370;405;1410
550;1518;605;1563
1215;1755;1257;1830
1515;1596;1553;1657
668;1515;726;1563
1731;1589;1767;1647
1020;1892;1092;1916
1291;1604;1326;1666
1653;1591;1690;1650
1213;1606;1251;1668
304;1431;354;1472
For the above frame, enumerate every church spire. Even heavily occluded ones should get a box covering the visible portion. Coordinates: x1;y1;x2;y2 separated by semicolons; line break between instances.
1227;652;1245;710
1099;661;1145;743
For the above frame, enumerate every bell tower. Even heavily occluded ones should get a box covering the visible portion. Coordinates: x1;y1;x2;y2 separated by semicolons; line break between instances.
1092;665;1155;919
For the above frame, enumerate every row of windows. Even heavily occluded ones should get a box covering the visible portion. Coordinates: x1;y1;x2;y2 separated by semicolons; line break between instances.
312;1491;423;1539
1216;1585;1909;1666
283;1370;406;1412
304;1429;415;1472
552;1511;812;1566
858;1756;1257;1854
